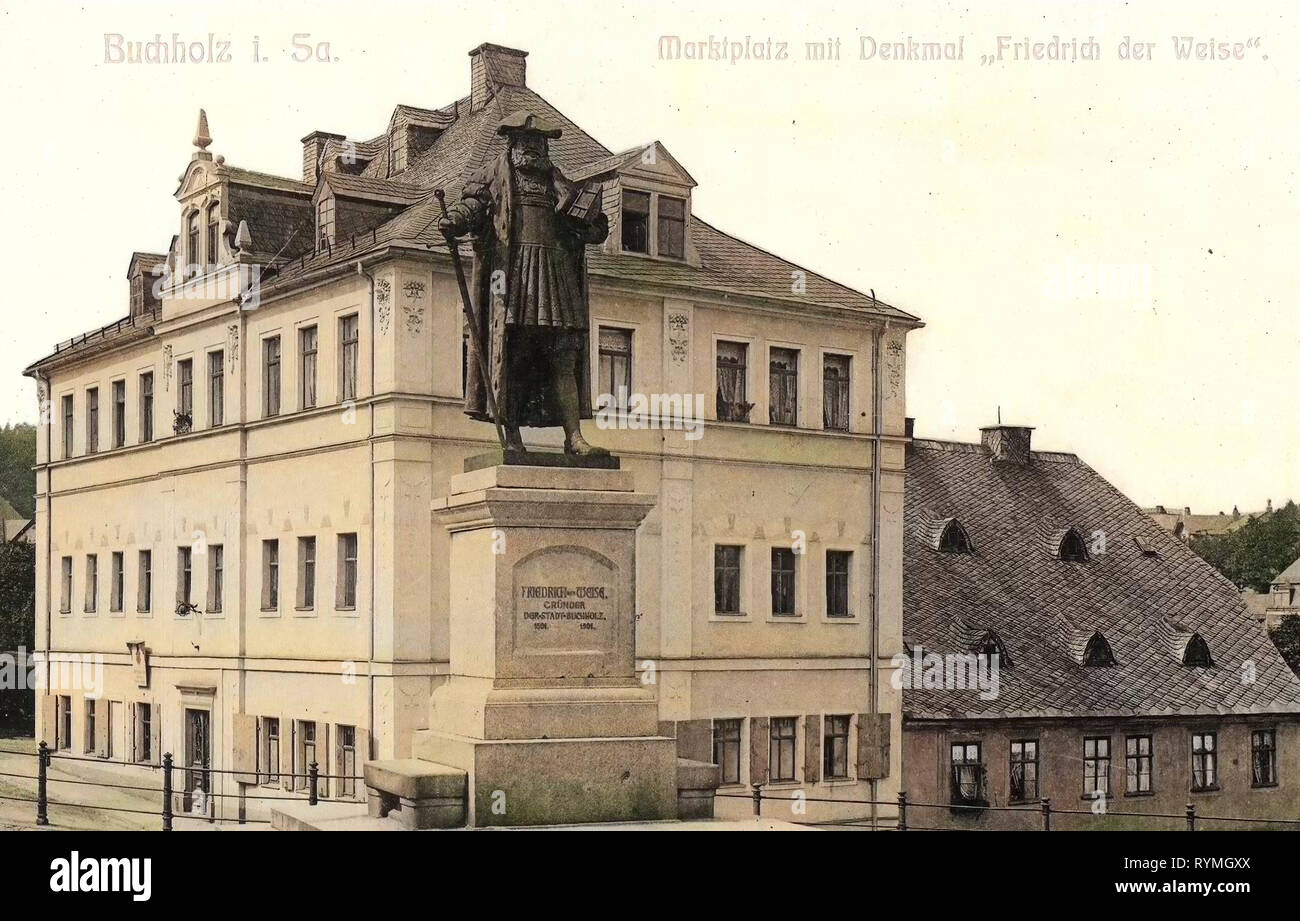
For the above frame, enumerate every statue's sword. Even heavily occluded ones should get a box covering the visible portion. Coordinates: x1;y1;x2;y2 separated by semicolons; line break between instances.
435;189;508;452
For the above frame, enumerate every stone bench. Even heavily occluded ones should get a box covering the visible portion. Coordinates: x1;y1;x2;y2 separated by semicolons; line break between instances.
364;759;467;829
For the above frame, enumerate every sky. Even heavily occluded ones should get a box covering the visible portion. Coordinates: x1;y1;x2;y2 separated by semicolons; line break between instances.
0;0;1295;512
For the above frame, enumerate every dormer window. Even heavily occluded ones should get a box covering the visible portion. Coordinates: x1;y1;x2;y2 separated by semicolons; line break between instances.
1183;633;1213;667
938;520;974;554
1058;528;1089;562
657;195;686;259
622;190;650;254
317;196;335;251
206;203;220;266
1083;631;1115;667
977;631;1011;667
186;211;200;275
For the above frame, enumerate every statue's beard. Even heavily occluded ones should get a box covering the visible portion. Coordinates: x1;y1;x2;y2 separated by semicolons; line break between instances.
512;150;551;175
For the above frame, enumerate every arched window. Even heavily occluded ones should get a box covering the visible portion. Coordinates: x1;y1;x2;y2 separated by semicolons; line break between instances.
1059;528;1088;562
206;203;220;266
1083;631;1115;667
977;631;1012;668
938;520;973;554
1183;633;1213;667
186;211;200;276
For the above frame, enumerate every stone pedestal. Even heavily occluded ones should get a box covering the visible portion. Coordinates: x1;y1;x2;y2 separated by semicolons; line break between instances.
411;464;678;826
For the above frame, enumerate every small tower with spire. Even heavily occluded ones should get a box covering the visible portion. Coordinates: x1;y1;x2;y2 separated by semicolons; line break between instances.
193;108;213;161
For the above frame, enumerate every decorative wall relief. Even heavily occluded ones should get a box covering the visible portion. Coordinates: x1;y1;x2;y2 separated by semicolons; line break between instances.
375;278;392;334
226;324;240;371
886;336;904;399
668;312;689;364
402;278;426;335
162;344;173;390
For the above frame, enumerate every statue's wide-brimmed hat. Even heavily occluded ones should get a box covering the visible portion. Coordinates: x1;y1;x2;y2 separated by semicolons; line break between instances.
497;111;562;139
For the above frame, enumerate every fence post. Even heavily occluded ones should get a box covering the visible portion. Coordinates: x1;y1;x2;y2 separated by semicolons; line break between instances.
1186;802;1196;832
36;741;49;826
1040;797;1052;832
161;753;173;832
309;761;319;806
897;791;907;831
751;783;762;817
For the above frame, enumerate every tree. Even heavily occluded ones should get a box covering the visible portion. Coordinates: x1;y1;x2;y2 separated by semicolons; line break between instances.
1270;616;1300;677
0;423;36;519
0;541;35;733
1190;501;1300;593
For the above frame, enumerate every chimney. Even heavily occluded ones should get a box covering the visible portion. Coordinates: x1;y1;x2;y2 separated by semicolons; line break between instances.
1267;498;1273;513
904;417;915;439
469;43;528;111
1233;505;1240;519
1183;506;1191;517
301;131;345;185
980;424;1034;465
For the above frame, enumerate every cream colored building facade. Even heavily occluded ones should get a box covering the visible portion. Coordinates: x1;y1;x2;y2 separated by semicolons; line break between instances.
26;43;918;824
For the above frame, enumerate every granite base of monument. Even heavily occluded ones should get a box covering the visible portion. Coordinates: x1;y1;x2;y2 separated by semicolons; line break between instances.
367;463;689;827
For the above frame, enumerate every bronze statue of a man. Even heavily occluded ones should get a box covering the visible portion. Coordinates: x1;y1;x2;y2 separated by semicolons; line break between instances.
440;111;610;456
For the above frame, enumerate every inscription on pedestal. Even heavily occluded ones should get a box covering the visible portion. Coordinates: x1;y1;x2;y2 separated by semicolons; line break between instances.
512;547;618;656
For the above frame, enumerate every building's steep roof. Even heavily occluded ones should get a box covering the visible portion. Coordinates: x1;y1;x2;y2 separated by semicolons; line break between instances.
903;437;1300;720
1274;556;1300;586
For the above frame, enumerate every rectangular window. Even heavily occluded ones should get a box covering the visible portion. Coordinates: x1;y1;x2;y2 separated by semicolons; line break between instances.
951;741;984;804
770;547;797;616
57;696;72;750
61;394;74;457
207;210;219;266
300;325;318;409
825;550;851;617
712;718;742;785
1251;729;1277;788
1084;737;1111;796
338;533;358;609
208;351;224;426
295;721;317;792
597;326;632;410
337;725;358;798
263;337;281;417
340;315;359;403
823;353;851;431
621;189;650;254
259;717;280;786
134;702;153;764
177;547;192;607
84;699;97;754
109;551;124;612
262;540;279;610
1010;740;1039;802
84;554;98;613
297;537;316;609
769;347;799;426
59;556;72;614
1192;732;1218;791
770;717;797;782
177;359;192;421
111;380;126;448
657;195;686;259
137;550;152;613
713;545;743;615
86;388;99;453
316;197;335;249
716;341;749;422
1125;735;1153;794
207;545;223;613
139;372;154;443
823;715;850;780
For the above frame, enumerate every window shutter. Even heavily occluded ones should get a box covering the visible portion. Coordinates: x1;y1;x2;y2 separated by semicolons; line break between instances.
804;714;822;785
40;695;56;747
128;703;138;763
231;713;257;785
856;712;892;779
749;717;770;785
281;717;294;791
96;705;111;758
316;722;329;799
149;703;161;765
355;727;370;796
674;719;712;763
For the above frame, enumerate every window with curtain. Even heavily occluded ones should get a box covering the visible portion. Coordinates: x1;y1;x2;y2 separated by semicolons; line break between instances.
340;315;359;402
597;326;632;410
823;353;850;430
712;719;741;785
769;347;798;426
300;326;318;409
951;741;984;804
657;195;685;259
621;190;650;254
716;340;749;422
208;351;224;426
206;203;220;266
